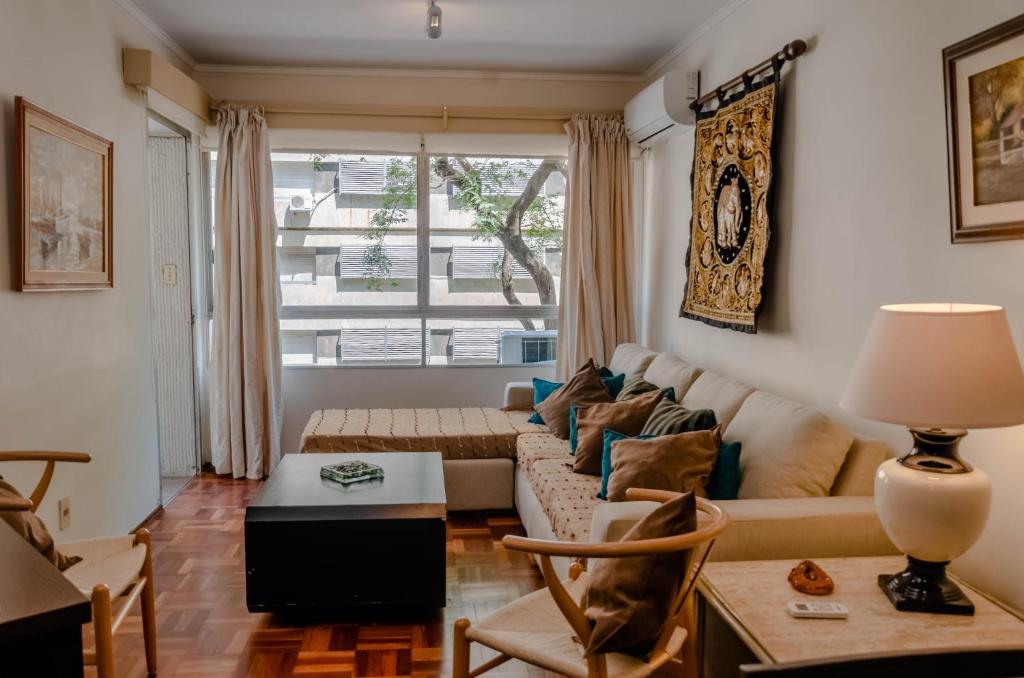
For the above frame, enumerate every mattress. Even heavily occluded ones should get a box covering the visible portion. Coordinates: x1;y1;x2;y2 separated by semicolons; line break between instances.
300;407;544;460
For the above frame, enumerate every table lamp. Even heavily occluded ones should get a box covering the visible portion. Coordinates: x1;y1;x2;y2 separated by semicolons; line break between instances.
840;303;1024;615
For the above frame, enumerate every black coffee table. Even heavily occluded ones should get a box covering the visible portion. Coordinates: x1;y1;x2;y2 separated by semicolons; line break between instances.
244;451;447;613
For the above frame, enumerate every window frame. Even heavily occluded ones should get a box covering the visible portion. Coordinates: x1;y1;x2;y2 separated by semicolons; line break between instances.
205;143;562;369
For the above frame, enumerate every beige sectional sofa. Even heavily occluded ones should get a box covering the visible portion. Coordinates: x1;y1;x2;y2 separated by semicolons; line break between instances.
300;342;898;574
506;344;898;576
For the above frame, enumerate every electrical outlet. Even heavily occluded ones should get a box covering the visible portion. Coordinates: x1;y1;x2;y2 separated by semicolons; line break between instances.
58;497;71;531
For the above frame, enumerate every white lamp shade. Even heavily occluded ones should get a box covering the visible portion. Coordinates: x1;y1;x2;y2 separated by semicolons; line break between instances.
840;303;1024;429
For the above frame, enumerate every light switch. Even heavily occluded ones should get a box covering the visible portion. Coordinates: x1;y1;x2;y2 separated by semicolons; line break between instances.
162;263;178;286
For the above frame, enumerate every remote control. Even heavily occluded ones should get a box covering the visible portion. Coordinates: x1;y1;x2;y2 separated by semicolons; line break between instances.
787;601;848;619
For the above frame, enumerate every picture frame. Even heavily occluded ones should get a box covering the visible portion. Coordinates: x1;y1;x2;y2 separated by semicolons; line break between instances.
944;14;1024;243
15;96;113;290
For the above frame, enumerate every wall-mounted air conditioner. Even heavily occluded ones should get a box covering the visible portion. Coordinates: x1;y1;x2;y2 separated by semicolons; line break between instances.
624;70;700;147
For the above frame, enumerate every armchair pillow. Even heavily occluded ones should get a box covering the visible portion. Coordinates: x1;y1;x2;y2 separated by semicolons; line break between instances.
572;390;664;475
0;477;81;571
533;360;613;439
606;427;723;502
584;491;698;657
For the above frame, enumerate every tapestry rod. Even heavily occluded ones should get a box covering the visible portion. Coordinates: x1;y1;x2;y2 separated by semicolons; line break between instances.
690;39;807;112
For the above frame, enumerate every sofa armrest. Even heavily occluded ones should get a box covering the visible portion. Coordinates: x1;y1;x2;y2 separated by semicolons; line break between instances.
504;381;535;410
589;496;898;562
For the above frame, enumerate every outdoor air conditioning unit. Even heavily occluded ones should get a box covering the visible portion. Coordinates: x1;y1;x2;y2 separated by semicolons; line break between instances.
624;70;700;148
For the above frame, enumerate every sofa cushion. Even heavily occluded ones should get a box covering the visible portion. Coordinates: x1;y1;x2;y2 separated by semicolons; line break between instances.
516;433;571;474
725;391;855;499
681;370;755;429
606;427;722;502
608;344;659;379
527;459;602;542
534;360;613;440
573;390;665;475
642;354;702;403
831;438;888;496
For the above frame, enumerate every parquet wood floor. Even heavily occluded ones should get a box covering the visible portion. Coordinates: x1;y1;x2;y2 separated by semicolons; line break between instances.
101;472;558;678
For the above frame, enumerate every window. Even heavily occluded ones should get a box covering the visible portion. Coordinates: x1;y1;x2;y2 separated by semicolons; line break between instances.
206;146;564;366
521;335;556;364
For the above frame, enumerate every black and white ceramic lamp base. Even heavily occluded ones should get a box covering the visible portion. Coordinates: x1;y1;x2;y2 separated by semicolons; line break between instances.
878;557;974;616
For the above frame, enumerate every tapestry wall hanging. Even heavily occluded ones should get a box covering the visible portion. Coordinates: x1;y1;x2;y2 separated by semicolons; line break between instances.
679;67;781;333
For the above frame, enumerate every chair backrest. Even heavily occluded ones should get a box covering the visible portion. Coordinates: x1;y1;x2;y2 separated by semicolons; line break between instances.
504;490;729;676
740;648;1024;677
0;451;92;510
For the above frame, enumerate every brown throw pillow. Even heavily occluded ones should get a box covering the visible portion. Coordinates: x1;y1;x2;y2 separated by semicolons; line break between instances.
534;359;612;439
606;426;723;502
573;390;664;476
584;491;698;657
0;477;81;571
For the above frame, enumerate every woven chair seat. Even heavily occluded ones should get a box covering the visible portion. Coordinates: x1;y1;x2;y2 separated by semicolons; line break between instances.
465;572;687;678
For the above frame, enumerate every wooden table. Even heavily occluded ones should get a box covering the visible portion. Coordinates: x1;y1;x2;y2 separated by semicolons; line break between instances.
0;522;91;677
244;451;447;613
696;556;1024;677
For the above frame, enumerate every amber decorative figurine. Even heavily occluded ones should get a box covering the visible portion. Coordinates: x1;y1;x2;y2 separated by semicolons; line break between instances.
788;560;835;595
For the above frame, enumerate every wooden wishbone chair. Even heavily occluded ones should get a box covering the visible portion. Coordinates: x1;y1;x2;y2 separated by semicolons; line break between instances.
452;489;729;678
0;451;158;678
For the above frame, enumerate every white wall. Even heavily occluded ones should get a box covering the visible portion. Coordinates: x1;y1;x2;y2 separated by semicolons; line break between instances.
0;0;190;539
640;0;1024;611
281;365;553;452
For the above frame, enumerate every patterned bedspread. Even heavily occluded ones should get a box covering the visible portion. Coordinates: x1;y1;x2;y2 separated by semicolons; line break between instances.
300;407;544;460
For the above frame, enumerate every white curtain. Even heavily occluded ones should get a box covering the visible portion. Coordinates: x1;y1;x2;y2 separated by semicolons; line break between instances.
210;106;283;479
556;114;636;380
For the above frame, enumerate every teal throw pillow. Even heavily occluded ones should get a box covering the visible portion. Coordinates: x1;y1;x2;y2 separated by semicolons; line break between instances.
707;441;742;501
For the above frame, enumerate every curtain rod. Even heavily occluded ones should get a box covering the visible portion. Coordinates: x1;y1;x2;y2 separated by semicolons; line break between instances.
690;39;807;112
209;101;620;123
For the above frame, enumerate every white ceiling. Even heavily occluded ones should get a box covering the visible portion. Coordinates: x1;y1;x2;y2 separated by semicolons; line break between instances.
124;0;734;74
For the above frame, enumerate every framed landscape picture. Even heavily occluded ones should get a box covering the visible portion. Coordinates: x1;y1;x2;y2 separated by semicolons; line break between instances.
945;14;1024;243
15;97;113;290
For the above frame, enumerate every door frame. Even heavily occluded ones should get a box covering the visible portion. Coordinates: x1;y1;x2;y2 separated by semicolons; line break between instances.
145;110;206;499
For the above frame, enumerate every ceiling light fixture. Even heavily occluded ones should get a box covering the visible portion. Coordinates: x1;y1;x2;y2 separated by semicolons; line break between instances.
426;0;442;39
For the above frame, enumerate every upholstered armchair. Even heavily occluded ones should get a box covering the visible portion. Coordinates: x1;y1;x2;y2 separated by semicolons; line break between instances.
0;451;157;678
452;489;729;678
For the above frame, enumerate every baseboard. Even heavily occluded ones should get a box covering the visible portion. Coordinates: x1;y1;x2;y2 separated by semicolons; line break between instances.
133;504;164;532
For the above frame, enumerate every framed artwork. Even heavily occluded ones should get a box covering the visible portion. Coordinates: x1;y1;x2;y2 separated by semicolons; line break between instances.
944;14;1024;243
679;69;780;333
15;97;113;290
